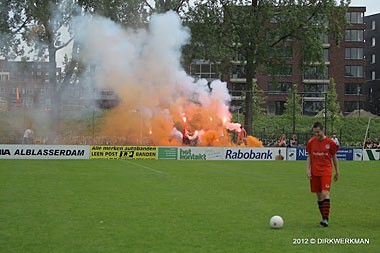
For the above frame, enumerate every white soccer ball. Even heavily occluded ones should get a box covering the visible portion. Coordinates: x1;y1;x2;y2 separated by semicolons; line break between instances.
270;215;284;229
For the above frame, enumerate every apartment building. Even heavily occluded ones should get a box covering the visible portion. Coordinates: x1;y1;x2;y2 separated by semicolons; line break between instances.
364;13;380;115
0;60;58;110
188;6;367;116
241;6;365;115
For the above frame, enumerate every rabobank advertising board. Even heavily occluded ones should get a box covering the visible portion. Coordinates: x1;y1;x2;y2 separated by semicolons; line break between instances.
294;147;354;161
224;148;287;161
177;147;287;161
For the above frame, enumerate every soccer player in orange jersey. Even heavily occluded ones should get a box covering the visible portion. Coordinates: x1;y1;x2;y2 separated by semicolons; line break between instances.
306;122;339;227
237;126;247;145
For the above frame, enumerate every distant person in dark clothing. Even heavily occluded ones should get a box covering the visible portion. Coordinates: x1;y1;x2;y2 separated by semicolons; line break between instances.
182;125;190;145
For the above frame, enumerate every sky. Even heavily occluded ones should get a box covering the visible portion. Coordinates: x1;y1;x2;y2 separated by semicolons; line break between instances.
349;0;380;16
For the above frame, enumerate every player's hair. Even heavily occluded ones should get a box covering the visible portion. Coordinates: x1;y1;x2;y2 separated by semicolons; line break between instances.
313;121;324;130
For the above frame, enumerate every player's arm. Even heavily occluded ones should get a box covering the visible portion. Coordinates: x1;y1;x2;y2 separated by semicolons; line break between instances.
332;154;339;182
306;156;312;179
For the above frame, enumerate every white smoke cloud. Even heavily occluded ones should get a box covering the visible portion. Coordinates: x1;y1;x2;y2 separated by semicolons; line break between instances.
72;11;234;145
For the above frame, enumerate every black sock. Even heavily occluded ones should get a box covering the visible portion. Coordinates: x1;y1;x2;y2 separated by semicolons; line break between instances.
320;199;330;221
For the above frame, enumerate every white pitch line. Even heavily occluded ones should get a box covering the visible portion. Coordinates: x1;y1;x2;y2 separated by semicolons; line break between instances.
125;160;165;174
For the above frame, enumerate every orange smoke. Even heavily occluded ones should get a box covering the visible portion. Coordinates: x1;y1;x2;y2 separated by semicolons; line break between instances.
246;136;263;147
200;130;219;146
98;100;264;147
94;60;263;147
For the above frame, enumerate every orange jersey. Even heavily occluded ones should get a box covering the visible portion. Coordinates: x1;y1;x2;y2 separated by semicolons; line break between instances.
306;136;338;176
238;128;247;141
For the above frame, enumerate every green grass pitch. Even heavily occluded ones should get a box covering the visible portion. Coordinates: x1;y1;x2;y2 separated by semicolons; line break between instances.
1;160;379;253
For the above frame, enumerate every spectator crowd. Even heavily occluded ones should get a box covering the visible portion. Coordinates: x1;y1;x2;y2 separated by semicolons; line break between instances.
364;137;379;149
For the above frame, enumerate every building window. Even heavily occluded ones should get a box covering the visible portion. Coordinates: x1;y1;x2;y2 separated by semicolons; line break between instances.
345;65;364;77
304;83;328;94
231;64;246;79
344;101;364;113
281;65;292;76
267;101;285;115
371;54;376;64
232;49;244;62
321;33;329;44
24;88;33;94
0;86;5;93
190;61;218;79
346;12;364;24
0;73;10;82
268;82;292;94
278;46;293;58
270;12;279;24
371;20;376;30
303;101;324;116
344;83;362;95
271;64;292;76
345;48;363;59
372;71;376;80
323;48;329;62
372;37;376;47
304;66;329;80
345;30;364;41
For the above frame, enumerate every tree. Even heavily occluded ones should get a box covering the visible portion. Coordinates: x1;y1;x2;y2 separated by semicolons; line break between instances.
185;0;349;135
142;0;191;14
284;84;302;133
0;0;157;133
326;77;340;133
78;0;149;27
252;81;266;117
0;0;79;133
239;80;266;128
